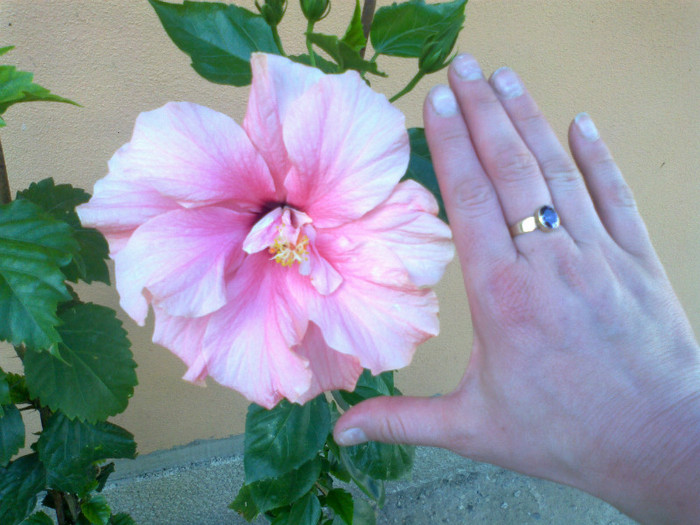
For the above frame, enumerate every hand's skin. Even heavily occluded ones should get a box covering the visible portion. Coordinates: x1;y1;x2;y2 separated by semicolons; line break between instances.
334;54;700;524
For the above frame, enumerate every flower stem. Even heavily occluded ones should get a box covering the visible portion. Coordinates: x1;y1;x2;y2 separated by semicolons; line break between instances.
0;137;11;205
360;0;377;59
306;20;316;67
272;26;286;56
389;70;426;103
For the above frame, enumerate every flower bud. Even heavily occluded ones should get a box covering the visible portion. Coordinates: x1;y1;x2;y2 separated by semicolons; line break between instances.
419;22;461;74
300;0;330;23
255;0;287;27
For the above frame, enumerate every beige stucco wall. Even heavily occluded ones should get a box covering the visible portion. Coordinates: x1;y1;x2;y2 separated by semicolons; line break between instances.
1;1;698;455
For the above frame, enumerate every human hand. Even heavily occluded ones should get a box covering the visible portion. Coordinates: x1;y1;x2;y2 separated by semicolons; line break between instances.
334;54;700;524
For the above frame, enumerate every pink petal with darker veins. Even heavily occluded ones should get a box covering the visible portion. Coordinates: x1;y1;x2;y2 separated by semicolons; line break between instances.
76;176;180;255
115;102;276;210
152;307;210;384
114;206;252;325
201;252;314;408
283;70;409;228
294;322;363;404
309;243;440;374
334;180;454;287
244;53;324;198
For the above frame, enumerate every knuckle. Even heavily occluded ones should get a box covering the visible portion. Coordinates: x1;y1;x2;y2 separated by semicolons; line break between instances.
491;146;540;184
540;157;583;187
450;177;497;217
607;179;637;210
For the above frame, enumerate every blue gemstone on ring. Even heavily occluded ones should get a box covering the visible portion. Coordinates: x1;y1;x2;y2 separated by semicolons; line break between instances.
537;205;560;231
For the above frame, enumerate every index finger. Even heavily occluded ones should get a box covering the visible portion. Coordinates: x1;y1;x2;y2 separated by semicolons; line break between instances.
424;85;516;281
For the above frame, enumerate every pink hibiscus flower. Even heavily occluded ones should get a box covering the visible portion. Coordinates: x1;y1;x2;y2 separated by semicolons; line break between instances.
77;53;454;408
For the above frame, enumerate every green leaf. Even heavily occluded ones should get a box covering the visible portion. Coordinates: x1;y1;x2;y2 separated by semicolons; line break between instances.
288;53;340;74
81;494;111;525
272;492;322;525
0;199;77;352
20;511;54;525
17;179;110;285
36;412;136;495
326;488;353;525
351;498;376;525
109;513;136;525
0;369;10;407
5;372;30;405
0;47;79;127
307;33;386;77
341;440;414;482
402;127;447;222
338;447;384;506
148;0;281;86
0;404;24;466
244;395;330;483
248;457;321;514
229;483;260;522
338;369;394;407
341;0;366;52
95;462;116;493
0;454;46;525
24;303;137;422
370;0;467;58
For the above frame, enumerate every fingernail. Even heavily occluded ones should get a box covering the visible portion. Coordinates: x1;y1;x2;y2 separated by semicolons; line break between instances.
491;67;523;99
452;54;483;81
429;85;458;117
336;427;368;446
575;112;600;142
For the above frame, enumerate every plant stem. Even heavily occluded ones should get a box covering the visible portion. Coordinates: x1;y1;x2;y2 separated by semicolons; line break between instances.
0;137;10;204
51;490;67;525
272;26;286;56
306;20;316;67
389;70;426;103
360;0;377;59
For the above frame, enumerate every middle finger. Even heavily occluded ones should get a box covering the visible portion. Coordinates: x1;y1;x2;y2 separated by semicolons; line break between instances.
448;54;555;238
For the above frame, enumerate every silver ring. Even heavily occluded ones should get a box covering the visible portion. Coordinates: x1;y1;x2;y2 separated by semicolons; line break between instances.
509;205;560;237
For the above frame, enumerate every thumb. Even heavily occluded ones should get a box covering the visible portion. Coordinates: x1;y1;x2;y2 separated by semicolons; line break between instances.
333;394;456;449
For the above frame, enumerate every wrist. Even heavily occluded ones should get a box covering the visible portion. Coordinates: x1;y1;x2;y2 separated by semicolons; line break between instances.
575;359;700;524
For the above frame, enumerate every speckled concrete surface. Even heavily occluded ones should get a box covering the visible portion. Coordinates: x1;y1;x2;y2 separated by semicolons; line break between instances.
101;437;636;525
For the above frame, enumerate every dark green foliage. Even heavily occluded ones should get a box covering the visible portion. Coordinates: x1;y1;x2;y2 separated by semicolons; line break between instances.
0;199;76;352
148;0;281;86
36;413;136;495
370;0;467;58
24;303;137;422
0;454;47;525
306;33;386;77
244;395;330;483
0;403;24;467
17;179;110;285
0;46;79;127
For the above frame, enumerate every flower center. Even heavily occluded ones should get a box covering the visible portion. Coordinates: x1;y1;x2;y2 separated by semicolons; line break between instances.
268;227;310;267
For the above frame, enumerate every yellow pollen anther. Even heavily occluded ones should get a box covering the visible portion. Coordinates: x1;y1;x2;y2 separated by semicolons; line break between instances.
268;230;310;267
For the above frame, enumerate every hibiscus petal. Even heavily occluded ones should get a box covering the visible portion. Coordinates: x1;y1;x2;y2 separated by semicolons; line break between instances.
283;70;409;228
244;53;324;197
294;323;363;405
114;207;251;325
335;180;454;287
117;102;276;209
201;253;313;408
76;176;180;255
309;244;440;374
152;308;210;384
